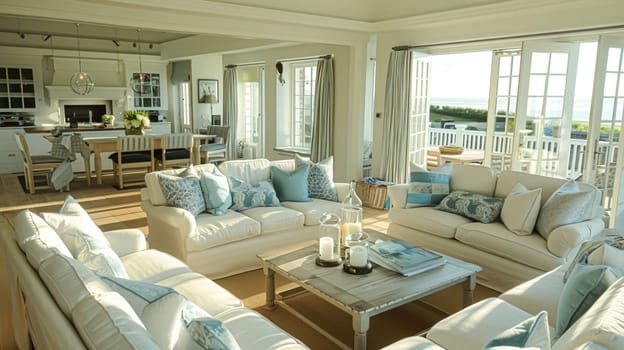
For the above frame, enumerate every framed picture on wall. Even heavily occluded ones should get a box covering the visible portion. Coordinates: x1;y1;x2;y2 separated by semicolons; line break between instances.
211;114;222;126
198;79;219;103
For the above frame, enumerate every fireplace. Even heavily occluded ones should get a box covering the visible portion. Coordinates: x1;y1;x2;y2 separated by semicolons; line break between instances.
60;100;112;124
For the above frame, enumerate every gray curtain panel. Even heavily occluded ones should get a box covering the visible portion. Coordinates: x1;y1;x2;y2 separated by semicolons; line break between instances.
223;67;238;160
380;49;412;184
311;56;335;162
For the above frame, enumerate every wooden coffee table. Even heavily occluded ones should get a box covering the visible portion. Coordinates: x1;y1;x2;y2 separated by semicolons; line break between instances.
258;230;481;350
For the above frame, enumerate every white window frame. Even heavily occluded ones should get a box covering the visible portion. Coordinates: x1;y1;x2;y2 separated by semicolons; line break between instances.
290;61;317;151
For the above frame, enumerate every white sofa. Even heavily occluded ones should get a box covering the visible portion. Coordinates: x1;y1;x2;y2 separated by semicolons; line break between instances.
387;164;605;291
141;158;348;279
2;208;308;350
382;264;624;350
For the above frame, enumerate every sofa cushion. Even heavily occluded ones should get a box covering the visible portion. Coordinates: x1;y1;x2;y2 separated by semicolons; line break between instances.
121;249;193;283
177;302;241;350
189;211;261;252
426;298;533;350
495;170;566;206
406;171;450;208
198;167;232;216
229;177;280;211
14;210;72;270
295;155;338;201
270;165;311;202
455;222;561;271
437;191;504;224
241;206;304;234
156;272;243;316
556;262;622;337
483;311;551;350
282;199;343;226
158;173;206;217
500;266;566;327
219;158;272;184
102;276;187;350
450;164;497;196
552;277;624;350
389;207;472;239
501;183;542;235
145;164;217;206
536;181;592;240
38;253;110;318
380;336;445;350
72;292;160;350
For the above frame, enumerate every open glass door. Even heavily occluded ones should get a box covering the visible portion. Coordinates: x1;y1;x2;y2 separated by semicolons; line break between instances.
236;65;265;158
584;36;624;229
513;42;579;177
408;54;431;168
485;50;521;171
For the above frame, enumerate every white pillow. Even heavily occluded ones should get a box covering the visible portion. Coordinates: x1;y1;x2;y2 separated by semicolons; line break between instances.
41;195;128;278
535;181;592;239
14;210;72;270
102;276;187;350
501;183;542;236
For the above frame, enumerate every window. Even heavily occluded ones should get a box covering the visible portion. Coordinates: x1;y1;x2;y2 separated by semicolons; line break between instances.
133;72;161;108
276;61;317;152
236;65;264;158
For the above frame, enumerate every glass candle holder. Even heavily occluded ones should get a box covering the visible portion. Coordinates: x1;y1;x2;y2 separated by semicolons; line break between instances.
343;240;373;274
316;212;342;267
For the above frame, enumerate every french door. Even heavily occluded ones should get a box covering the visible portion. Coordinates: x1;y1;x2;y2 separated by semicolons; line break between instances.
236;66;265;158
408;54;431;167
584;36;624;229
512;41;579;178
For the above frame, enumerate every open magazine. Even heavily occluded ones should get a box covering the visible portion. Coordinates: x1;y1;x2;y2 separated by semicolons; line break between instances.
369;239;446;277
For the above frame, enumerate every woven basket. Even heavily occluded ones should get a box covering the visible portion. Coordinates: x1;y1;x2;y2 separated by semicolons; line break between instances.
439;145;464;154
356;182;389;209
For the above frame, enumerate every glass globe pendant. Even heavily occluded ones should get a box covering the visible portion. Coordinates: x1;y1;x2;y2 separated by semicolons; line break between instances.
130;28;150;94
70;23;94;95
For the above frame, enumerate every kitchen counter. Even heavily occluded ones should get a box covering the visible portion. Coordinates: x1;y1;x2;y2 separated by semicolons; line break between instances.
22;122;171;133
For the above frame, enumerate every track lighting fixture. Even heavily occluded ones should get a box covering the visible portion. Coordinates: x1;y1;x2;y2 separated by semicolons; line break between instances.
112;40;120;47
42;34;51;42
17;32;25;39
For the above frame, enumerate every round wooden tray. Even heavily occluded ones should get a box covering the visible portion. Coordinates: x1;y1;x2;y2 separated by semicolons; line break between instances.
439;146;464;154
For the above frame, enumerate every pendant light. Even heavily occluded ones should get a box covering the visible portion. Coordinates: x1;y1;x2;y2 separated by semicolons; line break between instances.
70;23;94;95
130;28;150;94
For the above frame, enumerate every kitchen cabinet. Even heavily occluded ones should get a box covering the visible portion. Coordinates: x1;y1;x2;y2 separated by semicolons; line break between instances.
0;128;25;173
132;73;161;109
0;67;36;110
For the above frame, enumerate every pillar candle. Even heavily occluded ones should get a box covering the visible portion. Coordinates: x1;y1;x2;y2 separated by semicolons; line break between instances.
349;245;367;267
319;237;334;260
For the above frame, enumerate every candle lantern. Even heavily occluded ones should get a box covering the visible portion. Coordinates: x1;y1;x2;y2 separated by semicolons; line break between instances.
343;240;373;274
341;180;363;250
316;212;343;267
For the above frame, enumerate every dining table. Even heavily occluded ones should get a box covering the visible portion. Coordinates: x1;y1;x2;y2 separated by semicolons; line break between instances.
84;134;214;185
428;146;485;165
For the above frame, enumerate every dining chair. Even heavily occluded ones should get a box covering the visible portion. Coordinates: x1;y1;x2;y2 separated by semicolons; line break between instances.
14;133;68;194
108;135;154;189
154;133;193;170
426;149;442;170
199;125;230;164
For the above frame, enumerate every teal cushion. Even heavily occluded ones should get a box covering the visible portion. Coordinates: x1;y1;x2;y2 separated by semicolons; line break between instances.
270;165;310;202
556;262;622;337
199;168;232;216
483;311;551;350
229;177;280;211
295;154;338;201
158;173;206;216
406;171;450;208
178;302;241;350
436;190;503;223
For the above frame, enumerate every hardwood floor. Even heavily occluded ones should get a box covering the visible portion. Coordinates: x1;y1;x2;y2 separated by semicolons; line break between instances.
0;172;496;350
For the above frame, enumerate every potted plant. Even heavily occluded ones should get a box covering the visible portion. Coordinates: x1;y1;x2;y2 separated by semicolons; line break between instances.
102;114;115;127
123;111;150;135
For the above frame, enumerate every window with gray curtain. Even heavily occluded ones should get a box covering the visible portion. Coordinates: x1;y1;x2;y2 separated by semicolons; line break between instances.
223;67;238;160
310;56;334;162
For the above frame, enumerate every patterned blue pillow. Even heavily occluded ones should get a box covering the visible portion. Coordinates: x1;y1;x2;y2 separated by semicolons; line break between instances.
437;190;503;223
229;177;280;211
199;168;232;216
295;154;338;201
178;302;241;350
158;173;206;216
406;171;450;208
270;165;310;202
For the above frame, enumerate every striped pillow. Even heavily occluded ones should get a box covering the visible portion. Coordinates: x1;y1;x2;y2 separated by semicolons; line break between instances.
406;171;450;208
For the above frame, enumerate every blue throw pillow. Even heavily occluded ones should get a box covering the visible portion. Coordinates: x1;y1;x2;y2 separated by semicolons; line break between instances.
158;173;206;216
436;190;503;223
229;177;280;211
178;302;241;350
406;171;450;208
295;154;338;201
270;165;310;202
556;261;622;338
199;168;232;216
483;311;551;349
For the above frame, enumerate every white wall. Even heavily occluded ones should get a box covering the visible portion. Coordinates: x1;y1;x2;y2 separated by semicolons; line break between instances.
223;43;364;182
189;54;223;129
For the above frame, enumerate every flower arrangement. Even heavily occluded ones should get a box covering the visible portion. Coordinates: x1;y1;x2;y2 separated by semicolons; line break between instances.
102;114;115;125
123;111;150;135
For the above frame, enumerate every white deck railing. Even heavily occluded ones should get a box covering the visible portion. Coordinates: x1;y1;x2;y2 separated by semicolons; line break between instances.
428;127;615;179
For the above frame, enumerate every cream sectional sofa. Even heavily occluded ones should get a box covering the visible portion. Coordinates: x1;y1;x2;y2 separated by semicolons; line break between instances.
382;264;624;350
2;208;308;349
141;158;348;279
387;164;605;292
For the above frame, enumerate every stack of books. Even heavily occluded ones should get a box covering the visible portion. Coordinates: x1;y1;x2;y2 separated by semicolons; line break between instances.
369;239;446;276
